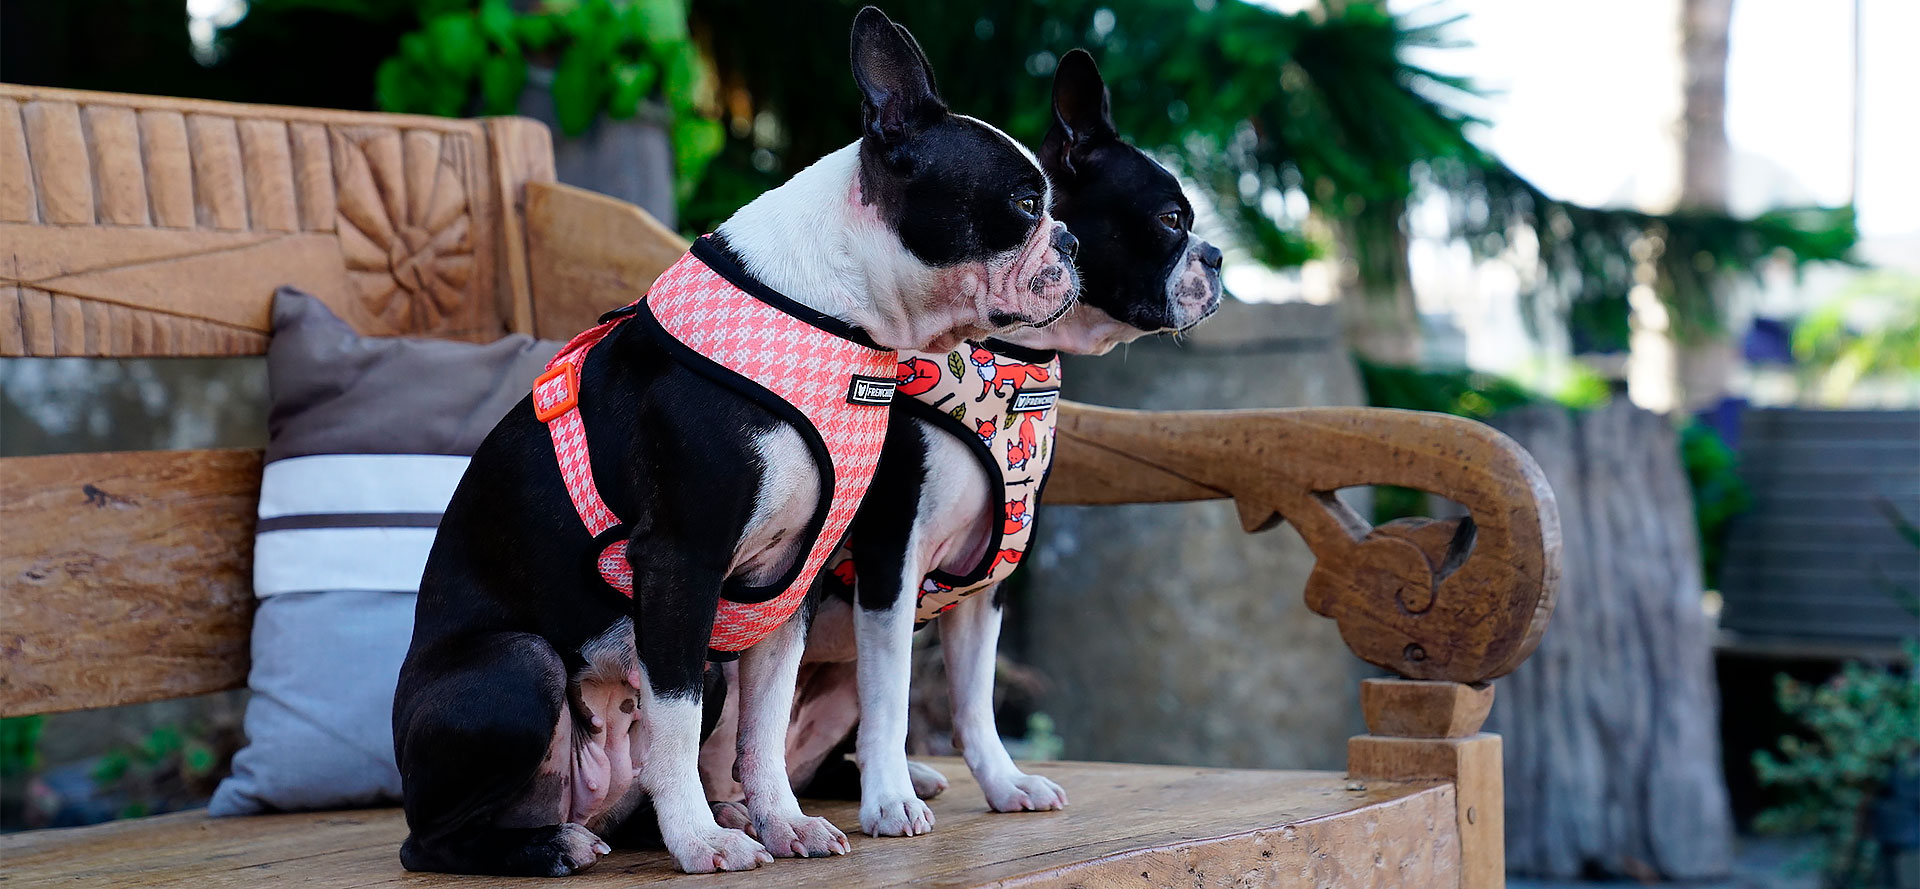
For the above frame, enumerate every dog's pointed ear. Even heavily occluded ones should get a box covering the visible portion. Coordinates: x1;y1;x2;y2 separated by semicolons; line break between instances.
851;7;946;148
892;22;942;103
1045;49;1117;180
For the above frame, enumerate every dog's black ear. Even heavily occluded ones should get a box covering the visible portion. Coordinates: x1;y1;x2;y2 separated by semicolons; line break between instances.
1048;49;1117;179
892;22;942;103
851;7;946;147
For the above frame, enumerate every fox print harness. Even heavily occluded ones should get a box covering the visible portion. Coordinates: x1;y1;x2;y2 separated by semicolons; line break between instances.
827;340;1061;628
534;237;897;658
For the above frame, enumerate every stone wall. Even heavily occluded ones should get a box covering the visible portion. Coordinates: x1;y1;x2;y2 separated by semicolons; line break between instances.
1012;299;1372;771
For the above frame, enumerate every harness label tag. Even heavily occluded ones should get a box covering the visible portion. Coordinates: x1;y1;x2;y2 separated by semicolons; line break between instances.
1011;387;1060;413
847;375;898;406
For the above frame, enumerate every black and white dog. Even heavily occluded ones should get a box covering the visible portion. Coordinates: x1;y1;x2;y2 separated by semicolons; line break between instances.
698;49;1225;836
392;8;1079;876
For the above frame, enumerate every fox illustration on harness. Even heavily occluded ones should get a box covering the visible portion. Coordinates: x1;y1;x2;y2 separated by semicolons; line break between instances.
895;356;942;398
970;345;1051;402
1005;414;1039;470
1003;495;1031;534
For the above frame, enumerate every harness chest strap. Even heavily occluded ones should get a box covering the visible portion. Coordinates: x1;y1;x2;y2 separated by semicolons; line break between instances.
533;244;898;654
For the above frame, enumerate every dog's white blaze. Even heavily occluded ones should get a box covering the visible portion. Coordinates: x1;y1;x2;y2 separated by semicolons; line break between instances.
954;114;1050;208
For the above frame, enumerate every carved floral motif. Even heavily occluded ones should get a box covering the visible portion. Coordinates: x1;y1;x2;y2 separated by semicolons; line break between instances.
332;128;474;333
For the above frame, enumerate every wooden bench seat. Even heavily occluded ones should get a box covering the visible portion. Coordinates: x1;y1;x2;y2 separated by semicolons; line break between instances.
0;83;1558;888
0;760;1455;888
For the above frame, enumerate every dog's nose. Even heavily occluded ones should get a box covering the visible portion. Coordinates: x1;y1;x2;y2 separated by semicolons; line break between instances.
1052;224;1079;261
1199;242;1223;270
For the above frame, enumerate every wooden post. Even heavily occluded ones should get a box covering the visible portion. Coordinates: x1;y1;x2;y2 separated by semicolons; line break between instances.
1348;678;1504;889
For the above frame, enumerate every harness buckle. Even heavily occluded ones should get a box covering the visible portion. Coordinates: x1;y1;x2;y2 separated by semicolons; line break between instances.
532;363;579;423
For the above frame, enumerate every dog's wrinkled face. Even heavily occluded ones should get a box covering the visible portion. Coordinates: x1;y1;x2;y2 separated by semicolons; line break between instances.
850;9;1078;347
1039;50;1223;336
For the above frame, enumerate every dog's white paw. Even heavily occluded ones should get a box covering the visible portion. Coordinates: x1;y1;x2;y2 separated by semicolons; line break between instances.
860;793;935;837
754;811;851;858
667;825;772;873
710;800;752;833
907;760;949;800
981;771;1068;813
545;823;611;875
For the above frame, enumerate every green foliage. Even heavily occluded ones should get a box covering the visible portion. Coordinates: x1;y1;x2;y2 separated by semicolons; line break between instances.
1436;162;1859;350
1754;642;1920;889
1678;421;1752;590
91;722;236;821
369;0;721;200
1;715;44;776
1793;272;1920;405
1356;359;1546;420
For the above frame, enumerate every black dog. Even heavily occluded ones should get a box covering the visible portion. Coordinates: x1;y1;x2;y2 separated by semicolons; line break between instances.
392;7;1079;876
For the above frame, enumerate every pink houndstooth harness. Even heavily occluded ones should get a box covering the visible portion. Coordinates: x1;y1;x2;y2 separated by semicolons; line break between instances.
532;238;897;656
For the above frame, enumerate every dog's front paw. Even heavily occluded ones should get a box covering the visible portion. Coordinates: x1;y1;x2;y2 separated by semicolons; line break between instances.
543;823;612;876
710;800;752;833
907;760;949;800
981;771;1068;813
667;825;772;873
860;793;935;837
754;811;851;858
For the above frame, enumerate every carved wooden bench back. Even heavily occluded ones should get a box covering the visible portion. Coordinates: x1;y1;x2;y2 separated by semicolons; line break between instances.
0;85;568;716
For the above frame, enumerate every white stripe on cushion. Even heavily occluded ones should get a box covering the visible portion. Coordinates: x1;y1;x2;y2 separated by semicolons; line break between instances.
253;526;440;597
258;454;470;519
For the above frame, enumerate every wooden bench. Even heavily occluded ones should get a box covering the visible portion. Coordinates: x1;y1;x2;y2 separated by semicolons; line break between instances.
0;84;1560;888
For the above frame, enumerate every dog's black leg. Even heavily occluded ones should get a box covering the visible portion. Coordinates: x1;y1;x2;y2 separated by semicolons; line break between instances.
628;523;773;873
394;632;608;877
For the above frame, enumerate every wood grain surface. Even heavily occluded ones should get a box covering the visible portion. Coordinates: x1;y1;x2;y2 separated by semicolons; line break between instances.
524;180;688;339
0;448;261;717
0;759;1455;889
1350;734;1503;889
0;84;554;356
1044;402;1561;684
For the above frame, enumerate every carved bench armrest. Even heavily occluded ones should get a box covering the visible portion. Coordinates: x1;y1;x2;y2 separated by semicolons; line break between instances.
1044;401;1561;683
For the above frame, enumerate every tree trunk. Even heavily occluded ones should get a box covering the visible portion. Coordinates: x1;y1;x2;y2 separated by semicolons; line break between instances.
1330;202;1423;366
1670;0;1738;411
1487;400;1734;880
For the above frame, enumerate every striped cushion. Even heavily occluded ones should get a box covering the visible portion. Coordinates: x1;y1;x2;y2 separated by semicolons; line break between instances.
210;289;558;816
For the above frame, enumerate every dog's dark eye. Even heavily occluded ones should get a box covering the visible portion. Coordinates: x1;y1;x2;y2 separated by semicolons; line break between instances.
1014;196;1039;217
1158;211;1183;232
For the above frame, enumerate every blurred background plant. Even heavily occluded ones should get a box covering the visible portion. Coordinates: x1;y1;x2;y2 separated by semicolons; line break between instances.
1793;272;1920;407
1753;641;1920;889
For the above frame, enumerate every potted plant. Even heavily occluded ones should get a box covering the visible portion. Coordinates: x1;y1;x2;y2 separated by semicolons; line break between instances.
1754;639;1920;888
373;0;724;227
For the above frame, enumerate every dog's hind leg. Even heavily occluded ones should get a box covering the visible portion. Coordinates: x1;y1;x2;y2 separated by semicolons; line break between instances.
737;613;851;858
393;632;610;877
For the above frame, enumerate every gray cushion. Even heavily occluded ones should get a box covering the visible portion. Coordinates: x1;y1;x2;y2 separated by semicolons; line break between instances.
210;288;559;815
